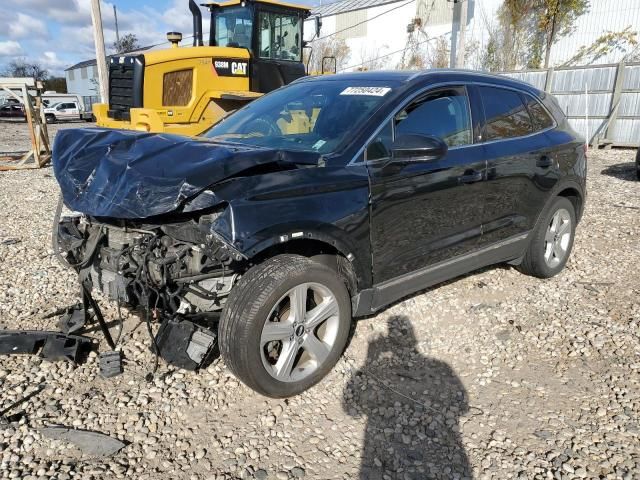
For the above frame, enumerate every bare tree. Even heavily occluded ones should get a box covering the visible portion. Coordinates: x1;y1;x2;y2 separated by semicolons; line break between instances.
112;33;141;54
304;37;351;74
561;26;638;66
427;37;450;68
2;58;49;81
357;44;390;71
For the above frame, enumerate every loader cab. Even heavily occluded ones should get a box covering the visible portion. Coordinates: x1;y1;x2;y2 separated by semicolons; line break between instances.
206;0;309;93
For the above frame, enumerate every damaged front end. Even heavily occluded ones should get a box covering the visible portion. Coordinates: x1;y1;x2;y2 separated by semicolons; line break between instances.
51;127;325;371
57;210;245;369
58;212;244;316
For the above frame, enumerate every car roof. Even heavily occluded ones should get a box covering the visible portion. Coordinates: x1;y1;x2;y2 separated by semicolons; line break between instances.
298;69;541;95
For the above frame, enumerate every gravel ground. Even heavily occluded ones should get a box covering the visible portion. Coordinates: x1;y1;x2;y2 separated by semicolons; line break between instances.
0;122;639;479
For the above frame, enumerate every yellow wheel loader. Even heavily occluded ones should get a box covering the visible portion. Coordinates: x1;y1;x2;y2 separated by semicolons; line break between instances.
94;0;316;136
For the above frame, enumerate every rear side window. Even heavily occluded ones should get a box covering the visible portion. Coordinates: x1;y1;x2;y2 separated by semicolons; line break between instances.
479;86;533;141
523;94;555;131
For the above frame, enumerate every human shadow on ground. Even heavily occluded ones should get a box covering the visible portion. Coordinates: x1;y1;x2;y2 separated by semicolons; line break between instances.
343;315;472;480
601;161;639;181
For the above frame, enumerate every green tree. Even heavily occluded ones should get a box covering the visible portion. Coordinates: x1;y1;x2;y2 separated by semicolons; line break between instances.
535;0;590;68
478;0;538;71
112;33;141;54
43;77;68;93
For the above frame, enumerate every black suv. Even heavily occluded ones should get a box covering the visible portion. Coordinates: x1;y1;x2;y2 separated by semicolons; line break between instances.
54;70;586;397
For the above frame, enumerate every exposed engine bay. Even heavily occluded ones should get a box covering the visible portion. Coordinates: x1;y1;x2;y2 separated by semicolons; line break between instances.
57;213;245;318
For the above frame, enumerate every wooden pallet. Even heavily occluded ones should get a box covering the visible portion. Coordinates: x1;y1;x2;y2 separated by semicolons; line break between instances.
0;78;51;171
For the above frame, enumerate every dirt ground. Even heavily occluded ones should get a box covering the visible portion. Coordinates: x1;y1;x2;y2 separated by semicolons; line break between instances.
0;120;638;480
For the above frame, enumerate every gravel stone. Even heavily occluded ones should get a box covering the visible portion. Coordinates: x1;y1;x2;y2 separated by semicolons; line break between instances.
0;124;638;479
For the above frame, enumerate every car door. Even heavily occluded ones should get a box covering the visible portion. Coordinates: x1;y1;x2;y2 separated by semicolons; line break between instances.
367;85;487;284
55;103;67;120
68;102;80;120
62;103;77;120
476;86;559;247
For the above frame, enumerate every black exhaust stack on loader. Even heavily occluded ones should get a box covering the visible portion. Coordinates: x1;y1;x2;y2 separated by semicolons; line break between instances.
189;0;204;46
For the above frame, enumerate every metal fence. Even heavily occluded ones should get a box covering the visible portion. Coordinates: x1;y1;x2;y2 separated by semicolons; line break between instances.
500;62;640;148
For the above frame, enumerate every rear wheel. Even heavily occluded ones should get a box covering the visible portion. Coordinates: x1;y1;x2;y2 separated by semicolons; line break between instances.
219;254;352;398
519;196;576;278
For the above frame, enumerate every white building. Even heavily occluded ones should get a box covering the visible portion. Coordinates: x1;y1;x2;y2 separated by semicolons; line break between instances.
65;59;101;98
64;46;154;105
305;0;640;72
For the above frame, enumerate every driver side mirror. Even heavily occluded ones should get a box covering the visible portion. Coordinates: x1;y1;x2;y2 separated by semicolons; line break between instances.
391;134;448;161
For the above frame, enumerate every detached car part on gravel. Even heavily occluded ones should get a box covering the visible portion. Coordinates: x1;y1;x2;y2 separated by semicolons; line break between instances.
53;70;587;397
0;330;94;363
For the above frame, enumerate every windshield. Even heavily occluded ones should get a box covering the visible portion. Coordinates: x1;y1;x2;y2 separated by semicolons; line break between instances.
214;6;253;49
204;80;397;154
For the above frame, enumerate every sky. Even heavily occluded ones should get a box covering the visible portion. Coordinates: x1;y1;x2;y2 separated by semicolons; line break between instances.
0;0;317;77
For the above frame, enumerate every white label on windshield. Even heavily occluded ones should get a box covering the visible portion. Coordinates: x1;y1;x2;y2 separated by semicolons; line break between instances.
312;139;326;150
340;87;391;96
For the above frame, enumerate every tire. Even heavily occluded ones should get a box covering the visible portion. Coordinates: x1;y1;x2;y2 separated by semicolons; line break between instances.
219;254;352;398
45;114;55;124
635;148;640;180
519;196;576;279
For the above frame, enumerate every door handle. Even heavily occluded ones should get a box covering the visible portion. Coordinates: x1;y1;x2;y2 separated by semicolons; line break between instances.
537;155;553;168
458;170;483;184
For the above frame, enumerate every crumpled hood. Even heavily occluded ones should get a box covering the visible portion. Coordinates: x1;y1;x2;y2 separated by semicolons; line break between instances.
53;128;319;219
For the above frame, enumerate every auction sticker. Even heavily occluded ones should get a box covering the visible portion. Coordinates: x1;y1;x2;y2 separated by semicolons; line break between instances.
340;86;391;96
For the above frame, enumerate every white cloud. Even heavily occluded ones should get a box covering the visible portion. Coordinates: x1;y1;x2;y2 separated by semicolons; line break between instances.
0;0;213;75
39;51;68;72
9;13;48;39
0;40;23;57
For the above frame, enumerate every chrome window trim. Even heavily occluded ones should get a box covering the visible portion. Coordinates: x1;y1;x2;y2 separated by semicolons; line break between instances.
350;79;557;166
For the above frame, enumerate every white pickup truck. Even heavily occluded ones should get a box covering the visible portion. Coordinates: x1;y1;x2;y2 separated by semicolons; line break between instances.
44;101;93;123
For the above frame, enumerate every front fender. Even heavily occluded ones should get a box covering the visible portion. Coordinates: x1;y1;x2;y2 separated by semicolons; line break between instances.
207;165;373;288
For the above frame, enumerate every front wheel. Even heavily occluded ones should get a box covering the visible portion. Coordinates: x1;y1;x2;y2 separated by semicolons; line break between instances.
45;114;55;124
219;254;352;398
519;196;576;278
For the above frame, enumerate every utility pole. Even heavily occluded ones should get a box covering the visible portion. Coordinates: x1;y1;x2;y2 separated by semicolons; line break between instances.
455;0;467;68
90;0;109;104
113;5;120;45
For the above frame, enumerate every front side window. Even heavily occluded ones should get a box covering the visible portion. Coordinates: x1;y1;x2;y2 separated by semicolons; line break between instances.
204;81;397;154
215;6;253;49
480;86;533;140
395;87;472;148
258;12;301;61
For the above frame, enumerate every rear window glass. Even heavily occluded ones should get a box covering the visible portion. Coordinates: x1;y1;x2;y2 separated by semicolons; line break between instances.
479;86;533;141
523;94;555;131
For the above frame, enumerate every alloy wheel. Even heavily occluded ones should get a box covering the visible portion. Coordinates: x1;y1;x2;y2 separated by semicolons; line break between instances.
544;208;572;268
260;282;340;383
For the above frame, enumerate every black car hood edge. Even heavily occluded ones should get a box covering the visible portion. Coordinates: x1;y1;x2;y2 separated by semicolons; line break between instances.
53;128;321;219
